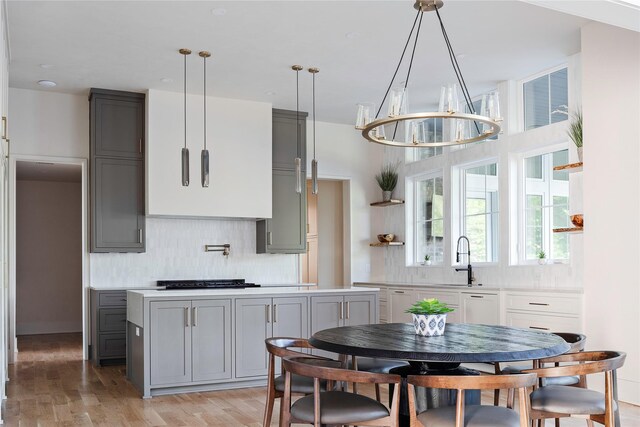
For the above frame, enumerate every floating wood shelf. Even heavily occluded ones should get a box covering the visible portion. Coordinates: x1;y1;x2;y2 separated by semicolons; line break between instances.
370;200;405;207
370;241;405;247
553;227;584;233
553;162;583;172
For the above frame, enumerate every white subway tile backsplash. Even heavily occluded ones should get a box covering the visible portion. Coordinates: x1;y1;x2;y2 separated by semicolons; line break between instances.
89;217;298;287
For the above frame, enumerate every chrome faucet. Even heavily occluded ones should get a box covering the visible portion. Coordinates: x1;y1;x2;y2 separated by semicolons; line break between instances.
455;235;474;287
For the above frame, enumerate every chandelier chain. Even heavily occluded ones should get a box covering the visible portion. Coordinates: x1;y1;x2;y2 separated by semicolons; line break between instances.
374;8;422;120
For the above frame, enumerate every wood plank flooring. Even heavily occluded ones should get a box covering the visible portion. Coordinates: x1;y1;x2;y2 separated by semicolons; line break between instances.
2;333;638;426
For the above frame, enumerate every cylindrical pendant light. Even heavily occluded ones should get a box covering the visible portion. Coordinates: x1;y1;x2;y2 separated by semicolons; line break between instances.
292;65;303;194
308;67;319;195
199;51;211;188
179;48;192;186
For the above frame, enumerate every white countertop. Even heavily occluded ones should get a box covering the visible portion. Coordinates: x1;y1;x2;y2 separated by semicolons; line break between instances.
128;286;379;299
90;283;316;291
354;282;583;294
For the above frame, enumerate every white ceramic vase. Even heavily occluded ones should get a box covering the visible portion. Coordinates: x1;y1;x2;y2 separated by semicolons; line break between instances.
382;190;392;202
412;313;447;336
577;147;583;163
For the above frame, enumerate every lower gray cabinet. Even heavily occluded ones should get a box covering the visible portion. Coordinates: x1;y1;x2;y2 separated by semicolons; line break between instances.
235;296;308;378
150;299;232;386
91;289;128;366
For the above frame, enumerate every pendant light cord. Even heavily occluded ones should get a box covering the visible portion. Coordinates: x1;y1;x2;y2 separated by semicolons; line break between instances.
296;68;300;151
312;72;316;160
184;53;187;149
203;55;207;150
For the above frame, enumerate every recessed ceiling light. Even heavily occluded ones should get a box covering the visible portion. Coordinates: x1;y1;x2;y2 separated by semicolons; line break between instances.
211;8;227;16
39;64;54;69
161;77;173;83
345;32;360;39
264;90;277;96
37;80;57;87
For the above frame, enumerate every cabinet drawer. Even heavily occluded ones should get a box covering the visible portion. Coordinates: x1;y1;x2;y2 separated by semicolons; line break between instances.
99;333;126;357
99;291;127;306
505;293;580;315
505;311;581;333
99;308;127;332
417;290;459;306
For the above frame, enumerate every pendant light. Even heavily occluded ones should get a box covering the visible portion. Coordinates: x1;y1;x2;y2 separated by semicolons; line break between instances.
199;51;211;188
308;67;319;195
292;65;303;194
179;48;191;186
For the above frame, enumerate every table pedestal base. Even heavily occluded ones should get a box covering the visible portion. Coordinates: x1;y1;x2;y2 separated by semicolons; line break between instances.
389;364;481;427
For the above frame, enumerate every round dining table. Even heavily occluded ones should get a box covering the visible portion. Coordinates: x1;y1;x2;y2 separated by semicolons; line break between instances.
310;322;570;427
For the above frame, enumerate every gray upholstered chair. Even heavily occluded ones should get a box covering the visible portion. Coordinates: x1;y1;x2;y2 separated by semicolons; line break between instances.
281;356;401;427
263;337;337;427
407;372;537;427
523;351;626;427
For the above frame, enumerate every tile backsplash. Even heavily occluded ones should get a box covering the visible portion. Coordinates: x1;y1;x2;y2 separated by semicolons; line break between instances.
89;217;298;287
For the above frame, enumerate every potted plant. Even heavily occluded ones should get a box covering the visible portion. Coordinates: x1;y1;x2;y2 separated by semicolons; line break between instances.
406;298;454;336
537;250;546;265
423;254;432;266
568;109;583;162
375;162;399;202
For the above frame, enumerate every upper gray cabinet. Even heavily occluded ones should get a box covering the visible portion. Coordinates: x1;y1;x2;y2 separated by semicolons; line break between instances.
256;109;307;254
90;88;146;253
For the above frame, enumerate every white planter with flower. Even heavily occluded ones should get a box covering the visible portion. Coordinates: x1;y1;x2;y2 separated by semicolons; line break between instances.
406;298;454;337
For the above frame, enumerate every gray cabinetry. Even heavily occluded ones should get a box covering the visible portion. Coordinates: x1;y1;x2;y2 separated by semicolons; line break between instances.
256;109;307;254
90;289;127;366
149;299;232;386
90;88;145;253
235;296;308;378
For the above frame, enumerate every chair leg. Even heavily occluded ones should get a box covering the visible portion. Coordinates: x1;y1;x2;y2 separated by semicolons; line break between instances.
555;419;560;427
375;383;381;402
263;386;276;427
494;388;500;406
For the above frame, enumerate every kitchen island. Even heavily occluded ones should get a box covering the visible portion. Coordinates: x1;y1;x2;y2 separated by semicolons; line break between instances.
126;286;379;397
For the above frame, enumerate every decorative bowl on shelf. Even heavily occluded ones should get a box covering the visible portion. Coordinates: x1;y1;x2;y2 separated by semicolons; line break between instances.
377;233;395;243
570;214;584;228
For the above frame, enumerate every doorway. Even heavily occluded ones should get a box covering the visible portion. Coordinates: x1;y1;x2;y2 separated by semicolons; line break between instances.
301;179;346;288
9;157;88;362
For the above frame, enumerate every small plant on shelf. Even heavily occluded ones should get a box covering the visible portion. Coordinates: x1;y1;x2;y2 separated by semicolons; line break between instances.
375;162;399;201
423;254;431;266
537;250;546;265
406;298;453;336
568;109;583;162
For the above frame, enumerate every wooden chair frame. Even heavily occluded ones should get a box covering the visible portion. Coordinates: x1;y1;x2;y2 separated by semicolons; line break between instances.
522;351;626;427
407;372;537;427
263;337;331;427
281;356;401;427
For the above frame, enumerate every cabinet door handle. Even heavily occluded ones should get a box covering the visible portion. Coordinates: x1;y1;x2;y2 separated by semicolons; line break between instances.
193;307;198;326
339;301;344;320
266;304;271;323
138;229;143;244
470;295;484;299
139;138;142;153
530;326;549;331
528;302;549;306
295;157;302;194
273;304;277;323
1;116;6;140
346;301;350;320
394;291;404;294
267;231;272;246
185;307;190;327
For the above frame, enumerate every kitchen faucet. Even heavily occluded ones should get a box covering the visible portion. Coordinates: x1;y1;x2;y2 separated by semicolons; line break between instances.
455;235;475;287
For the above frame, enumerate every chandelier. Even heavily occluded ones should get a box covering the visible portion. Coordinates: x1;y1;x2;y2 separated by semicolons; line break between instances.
355;0;502;147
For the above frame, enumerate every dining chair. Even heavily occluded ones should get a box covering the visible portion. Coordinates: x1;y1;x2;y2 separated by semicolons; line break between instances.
407;372;537;427
494;332;587;406
523;350;626;427
349;356;409;402
263;337;338;427
281;356;401;427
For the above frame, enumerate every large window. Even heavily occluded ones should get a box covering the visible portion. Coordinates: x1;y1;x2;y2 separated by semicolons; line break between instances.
407;119;444;162
523;149;570;261
523;67;568;130
414;174;444;264
460;163;499;263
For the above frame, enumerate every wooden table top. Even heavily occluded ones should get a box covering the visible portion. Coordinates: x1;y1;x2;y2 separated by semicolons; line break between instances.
310;323;570;363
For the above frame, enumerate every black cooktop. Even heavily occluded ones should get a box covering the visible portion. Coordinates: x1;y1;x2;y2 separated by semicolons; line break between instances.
158;279;260;290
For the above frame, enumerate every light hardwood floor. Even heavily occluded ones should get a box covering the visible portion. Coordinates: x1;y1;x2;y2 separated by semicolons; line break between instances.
2;333;638;426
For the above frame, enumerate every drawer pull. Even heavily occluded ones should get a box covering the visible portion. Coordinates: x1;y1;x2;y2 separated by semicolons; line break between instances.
120;299;127;302
193;307;198;326
528;302;549;306
530;326;549;331
470;295;484;299
394;291;405;294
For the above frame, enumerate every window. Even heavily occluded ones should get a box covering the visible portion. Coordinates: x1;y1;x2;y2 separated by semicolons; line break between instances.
523;149;570;261
407;119;444;162
523;67;568;130
460;163;499;263
414;174;444;264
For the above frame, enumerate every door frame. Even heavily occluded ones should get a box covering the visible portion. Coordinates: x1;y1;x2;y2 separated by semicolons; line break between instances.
8;154;89;363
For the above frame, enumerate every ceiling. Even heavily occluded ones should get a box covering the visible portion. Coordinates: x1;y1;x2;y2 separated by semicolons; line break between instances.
7;1;591;124
16;161;81;182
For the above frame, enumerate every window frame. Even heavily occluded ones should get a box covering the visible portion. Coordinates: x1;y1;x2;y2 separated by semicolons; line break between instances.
517;63;569;133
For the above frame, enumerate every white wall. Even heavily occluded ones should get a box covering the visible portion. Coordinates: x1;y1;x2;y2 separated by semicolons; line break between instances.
16;180;82;334
317;180;344;288
146;90;272;219
582;22;640;405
